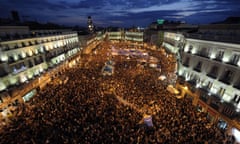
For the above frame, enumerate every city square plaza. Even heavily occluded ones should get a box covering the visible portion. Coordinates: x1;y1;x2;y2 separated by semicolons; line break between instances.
0;41;237;143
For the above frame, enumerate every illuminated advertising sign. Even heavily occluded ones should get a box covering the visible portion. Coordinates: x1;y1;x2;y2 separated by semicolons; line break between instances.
157;19;164;25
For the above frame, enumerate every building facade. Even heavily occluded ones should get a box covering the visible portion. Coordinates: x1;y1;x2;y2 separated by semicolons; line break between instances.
125;31;143;42
107;31;123;40
162;25;240;140
107;31;143;43
0;26;81;109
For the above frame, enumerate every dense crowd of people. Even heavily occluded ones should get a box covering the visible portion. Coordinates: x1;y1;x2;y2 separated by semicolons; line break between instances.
0;41;236;143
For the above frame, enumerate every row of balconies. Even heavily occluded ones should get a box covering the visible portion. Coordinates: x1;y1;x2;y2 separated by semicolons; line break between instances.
45;43;79;60
185;48;240;66
0;44;79;78
0;48;44;64
0;35;77;51
178;77;240;119
198;88;239;119
184;62;240;89
0;42;79;64
0;47;80;94
0;67;47;95
46;49;65;60
0;50;76;103
0;55;45;77
182;54;240;86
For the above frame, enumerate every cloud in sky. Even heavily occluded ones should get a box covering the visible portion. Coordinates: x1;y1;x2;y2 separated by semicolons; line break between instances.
128;0;200;13
0;0;239;27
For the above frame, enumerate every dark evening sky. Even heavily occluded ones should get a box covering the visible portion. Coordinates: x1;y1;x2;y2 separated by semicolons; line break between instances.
0;0;240;27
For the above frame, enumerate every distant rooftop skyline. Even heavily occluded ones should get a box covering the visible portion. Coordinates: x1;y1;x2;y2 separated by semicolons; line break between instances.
0;0;240;27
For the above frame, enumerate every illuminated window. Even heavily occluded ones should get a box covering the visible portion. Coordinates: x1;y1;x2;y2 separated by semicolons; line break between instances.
217;87;225;97
21;52;26;58
27;50;33;56
44;45;48;51
39;46;44;53
233;94;240;104
207;81;213;90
